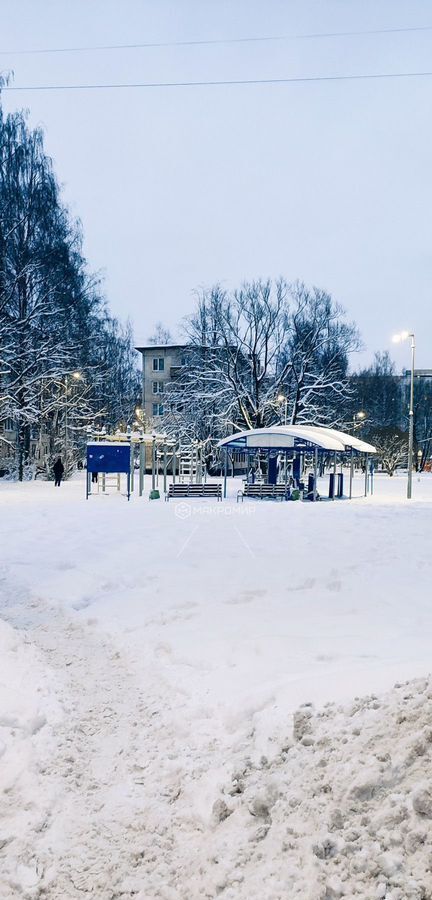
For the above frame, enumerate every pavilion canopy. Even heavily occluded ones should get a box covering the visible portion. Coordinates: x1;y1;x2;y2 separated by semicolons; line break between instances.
217;425;376;454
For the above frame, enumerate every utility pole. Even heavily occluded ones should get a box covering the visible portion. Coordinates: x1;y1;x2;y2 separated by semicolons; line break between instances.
407;333;415;500
392;331;415;499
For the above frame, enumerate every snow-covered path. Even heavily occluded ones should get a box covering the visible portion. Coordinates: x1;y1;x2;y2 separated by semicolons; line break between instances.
0;578;207;899
1;473;432;898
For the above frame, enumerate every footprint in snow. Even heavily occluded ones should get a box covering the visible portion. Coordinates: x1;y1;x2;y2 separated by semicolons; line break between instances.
286;578;316;592
226;589;267;604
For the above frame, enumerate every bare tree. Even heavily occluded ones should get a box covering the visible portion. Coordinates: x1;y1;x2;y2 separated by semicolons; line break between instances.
368;426;409;476
163;279;360;443
148;322;173;345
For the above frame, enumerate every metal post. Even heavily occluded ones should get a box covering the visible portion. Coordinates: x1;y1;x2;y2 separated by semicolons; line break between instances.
364;453;369;496
407;334;415;499
349;447;354;499
223;447;228;498
332;451;337;501
196;443;202;484
163;443;167;494
151;438;156;491
173;448;176;484
130;441;134;493
313;447;318;502
139;441;144;497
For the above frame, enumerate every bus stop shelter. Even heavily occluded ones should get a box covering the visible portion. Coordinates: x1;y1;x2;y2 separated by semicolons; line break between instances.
218;425;377;500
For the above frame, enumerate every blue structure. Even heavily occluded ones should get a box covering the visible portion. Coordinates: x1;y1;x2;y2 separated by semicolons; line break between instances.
86;442;132;500
218;425;377;501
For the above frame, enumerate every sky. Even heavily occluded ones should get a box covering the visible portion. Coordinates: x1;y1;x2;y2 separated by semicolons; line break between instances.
1;0;432;370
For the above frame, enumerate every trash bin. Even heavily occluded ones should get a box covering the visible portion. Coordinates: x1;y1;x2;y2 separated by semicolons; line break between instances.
291;488;300;501
337;473;344;498
307;473;315;500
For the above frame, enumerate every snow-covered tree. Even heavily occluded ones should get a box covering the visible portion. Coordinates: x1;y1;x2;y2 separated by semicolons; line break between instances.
162;280;360;444
0;95;140;478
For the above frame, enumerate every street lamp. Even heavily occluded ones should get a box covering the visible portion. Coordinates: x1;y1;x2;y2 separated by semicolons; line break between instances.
277;394;288;426
64;371;83;476
353;410;366;430
392;331;415;499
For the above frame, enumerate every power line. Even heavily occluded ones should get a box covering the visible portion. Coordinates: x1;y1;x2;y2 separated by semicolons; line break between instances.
2;70;432;92
1;24;432;56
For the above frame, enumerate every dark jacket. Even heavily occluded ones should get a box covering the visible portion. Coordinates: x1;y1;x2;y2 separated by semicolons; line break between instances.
53;459;64;477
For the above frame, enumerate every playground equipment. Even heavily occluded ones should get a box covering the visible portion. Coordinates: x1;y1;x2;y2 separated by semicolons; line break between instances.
218;425;377;501
85;429;176;500
176;439;210;484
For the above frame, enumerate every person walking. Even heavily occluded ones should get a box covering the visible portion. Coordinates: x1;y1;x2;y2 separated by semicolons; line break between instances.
53;457;64;487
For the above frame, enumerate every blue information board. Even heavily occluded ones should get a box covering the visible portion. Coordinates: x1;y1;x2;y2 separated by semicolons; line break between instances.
87;443;131;474
86;442;132;500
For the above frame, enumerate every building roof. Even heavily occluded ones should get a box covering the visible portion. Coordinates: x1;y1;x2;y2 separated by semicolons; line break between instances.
135;344;187;353
218;425;376;454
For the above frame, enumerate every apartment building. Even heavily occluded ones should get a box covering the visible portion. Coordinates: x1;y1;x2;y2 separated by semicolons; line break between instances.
135;344;189;425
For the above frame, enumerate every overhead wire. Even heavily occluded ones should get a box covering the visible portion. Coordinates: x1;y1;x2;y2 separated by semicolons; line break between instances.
1;23;432;56
2;70;432;92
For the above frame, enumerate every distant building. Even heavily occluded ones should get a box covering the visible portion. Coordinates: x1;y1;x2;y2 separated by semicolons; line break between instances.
135;344;189;426
402;368;432;382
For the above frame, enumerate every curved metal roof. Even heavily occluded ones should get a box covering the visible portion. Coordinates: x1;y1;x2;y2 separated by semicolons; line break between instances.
218;425;376;454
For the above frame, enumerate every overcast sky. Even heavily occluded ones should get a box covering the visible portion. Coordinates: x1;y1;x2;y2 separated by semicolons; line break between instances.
1;0;432;369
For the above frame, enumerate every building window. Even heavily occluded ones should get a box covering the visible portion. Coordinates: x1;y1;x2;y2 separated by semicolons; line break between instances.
152;403;164;417
5;418;14;432
152;357;164;372
152;381;164;394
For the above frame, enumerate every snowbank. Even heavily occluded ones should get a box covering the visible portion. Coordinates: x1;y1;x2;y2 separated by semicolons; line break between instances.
1;474;432;898
159;675;432;900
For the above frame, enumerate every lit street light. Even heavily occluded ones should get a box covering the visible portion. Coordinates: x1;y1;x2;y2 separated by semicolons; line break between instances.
277;393;288;426
392;331;415;499
353;410;366;430
64;371;83;476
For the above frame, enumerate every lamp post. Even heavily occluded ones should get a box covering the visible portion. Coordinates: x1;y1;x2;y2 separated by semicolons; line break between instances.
277;394;288;426
353;410;366;431
392;331;415;499
64;371;83;476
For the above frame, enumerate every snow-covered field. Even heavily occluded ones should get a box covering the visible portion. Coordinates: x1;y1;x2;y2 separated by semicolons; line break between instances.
1;473;432;899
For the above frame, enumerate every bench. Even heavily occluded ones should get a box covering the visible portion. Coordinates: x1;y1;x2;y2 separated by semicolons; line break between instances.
166;483;222;501
237;483;290;502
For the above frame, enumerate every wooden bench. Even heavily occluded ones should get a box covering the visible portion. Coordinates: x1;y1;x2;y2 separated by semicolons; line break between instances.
166;483;222;501
237;483;290;502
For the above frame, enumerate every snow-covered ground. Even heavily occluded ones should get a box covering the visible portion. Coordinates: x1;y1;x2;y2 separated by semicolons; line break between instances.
1;472;432;898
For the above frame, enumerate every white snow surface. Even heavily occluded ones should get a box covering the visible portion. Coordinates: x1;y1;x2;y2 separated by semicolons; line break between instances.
1;472;432;898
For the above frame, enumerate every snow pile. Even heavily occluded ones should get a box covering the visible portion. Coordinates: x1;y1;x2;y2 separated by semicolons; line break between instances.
174;675;432;900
